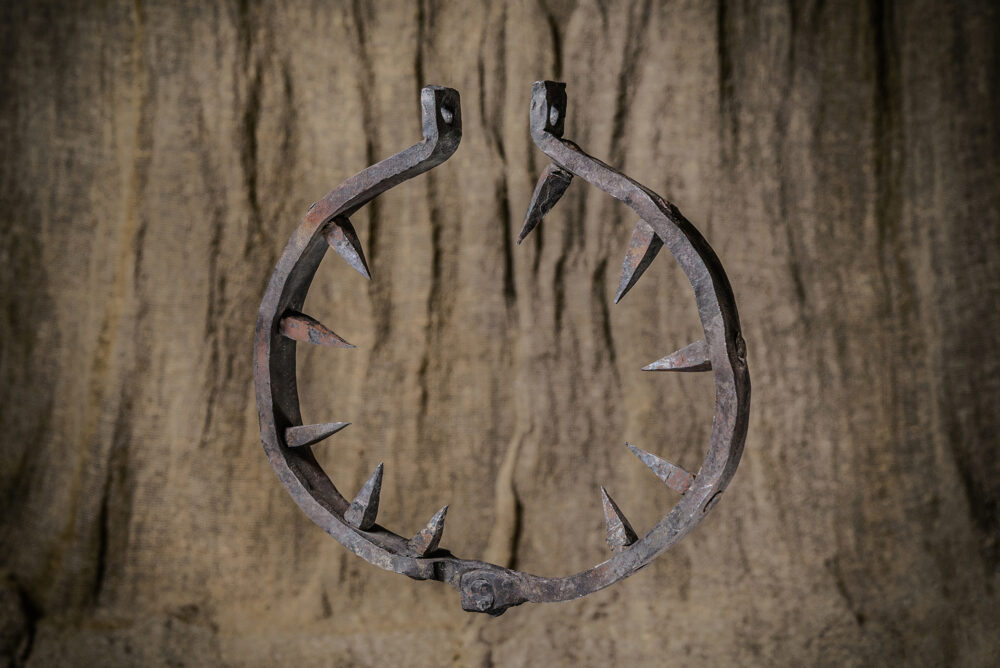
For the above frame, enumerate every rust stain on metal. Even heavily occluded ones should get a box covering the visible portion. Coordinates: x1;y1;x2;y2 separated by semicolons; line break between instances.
254;82;750;615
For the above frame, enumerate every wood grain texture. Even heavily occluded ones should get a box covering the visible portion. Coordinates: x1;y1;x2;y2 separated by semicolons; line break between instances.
1;0;998;665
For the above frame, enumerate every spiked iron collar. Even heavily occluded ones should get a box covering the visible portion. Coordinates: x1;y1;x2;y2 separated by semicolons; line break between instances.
253;82;750;615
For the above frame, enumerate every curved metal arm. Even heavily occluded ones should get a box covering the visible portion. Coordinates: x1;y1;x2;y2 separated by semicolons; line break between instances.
527;81;750;488
254;86;463;581
442;82;752;612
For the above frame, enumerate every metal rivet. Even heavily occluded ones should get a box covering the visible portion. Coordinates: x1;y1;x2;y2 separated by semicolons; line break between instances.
470;579;494;611
548;106;560;127
441;106;454;124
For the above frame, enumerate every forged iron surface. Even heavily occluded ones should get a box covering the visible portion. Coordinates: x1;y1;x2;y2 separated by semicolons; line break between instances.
253;82;750;615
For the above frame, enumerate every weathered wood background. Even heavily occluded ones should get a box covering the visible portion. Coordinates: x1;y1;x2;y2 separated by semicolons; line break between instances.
1;0;998;665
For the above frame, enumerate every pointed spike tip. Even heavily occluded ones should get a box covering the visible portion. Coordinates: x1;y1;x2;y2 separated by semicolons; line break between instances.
615;220;663;304
600;486;638;552
345;463;384;531
625;442;695;494
284;422;350;448
642;339;712;372
410;505;449;556
324;216;371;280
517;163;573;244
279;311;355;348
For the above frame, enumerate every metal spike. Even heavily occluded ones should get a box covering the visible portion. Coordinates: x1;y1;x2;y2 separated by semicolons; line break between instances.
345;463;383;531
615;219;664;303
516;163;573;244
279;311;355;348
625;443;694;494
284;422;350;448
642;339;712;372
600;486;638;552
324;216;371;279
409;505;448;556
